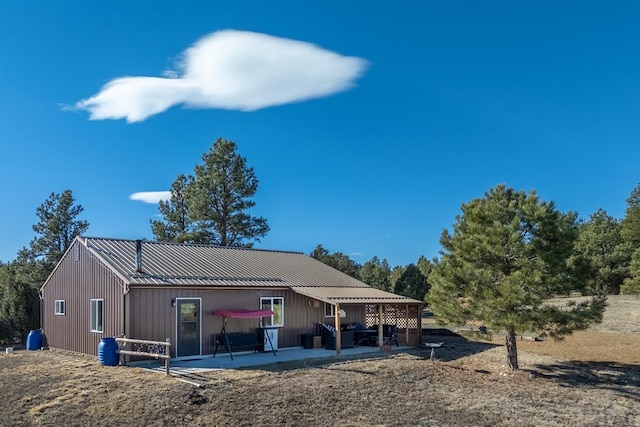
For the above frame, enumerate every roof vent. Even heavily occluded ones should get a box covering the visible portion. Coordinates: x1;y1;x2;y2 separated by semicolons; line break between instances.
135;240;143;273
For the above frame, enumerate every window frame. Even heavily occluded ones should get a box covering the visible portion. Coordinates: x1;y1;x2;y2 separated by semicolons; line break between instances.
324;302;335;318
90;299;104;333
260;297;284;327
54;300;66;316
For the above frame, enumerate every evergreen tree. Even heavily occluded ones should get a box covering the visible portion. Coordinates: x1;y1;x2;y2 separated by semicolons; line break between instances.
417;255;435;302
388;265;405;293
394;263;430;301
417;256;434;280
0;263;8;343
3;189;89;342
620;183;640;248
573;209;628;294
151;174;198;243
310;244;361;278
359;256;391;291
620;183;640;294
621;248;640;295
152;138;269;247
427;185;606;370
0;262;40;344
19;190;89;269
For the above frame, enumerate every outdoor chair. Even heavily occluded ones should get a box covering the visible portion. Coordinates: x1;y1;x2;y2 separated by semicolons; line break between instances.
318;323;354;349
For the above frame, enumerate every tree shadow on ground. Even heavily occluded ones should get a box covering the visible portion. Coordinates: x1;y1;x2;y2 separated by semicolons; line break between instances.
527;361;640;399
419;329;499;362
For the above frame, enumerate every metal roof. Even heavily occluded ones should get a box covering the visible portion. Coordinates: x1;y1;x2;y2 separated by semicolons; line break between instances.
78;236;422;305
290;286;421;305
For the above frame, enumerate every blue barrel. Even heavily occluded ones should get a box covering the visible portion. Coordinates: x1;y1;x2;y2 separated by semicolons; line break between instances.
26;330;43;351
97;338;119;366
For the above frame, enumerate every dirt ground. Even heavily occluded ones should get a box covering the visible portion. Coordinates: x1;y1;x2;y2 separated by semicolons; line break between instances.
1;295;639;426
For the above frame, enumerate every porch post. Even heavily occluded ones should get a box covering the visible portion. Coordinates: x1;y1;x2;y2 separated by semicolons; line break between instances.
405;304;410;345
417;304;423;345
165;339;171;375
378;304;384;350
334;303;341;356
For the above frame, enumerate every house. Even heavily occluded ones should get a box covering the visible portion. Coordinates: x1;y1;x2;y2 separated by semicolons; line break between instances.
40;236;423;358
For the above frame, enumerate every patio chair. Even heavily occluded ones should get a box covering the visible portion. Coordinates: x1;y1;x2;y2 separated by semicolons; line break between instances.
318;323;354;349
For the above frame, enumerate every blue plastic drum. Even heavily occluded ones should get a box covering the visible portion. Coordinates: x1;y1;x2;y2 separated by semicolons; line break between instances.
97;338;119;366
26;330;43;351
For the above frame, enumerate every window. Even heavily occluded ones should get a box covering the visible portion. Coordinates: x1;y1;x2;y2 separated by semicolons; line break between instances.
324;303;335;318
54;300;65;316
260;297;284;327
90;299;103;333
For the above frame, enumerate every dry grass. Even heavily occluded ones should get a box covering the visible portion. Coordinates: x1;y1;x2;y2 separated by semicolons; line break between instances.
1;295;638;426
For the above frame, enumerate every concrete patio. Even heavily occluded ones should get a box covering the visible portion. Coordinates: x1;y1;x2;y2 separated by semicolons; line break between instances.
134;345;413;376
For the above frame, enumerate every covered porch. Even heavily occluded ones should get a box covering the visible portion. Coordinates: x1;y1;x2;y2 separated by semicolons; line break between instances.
291;286;423;356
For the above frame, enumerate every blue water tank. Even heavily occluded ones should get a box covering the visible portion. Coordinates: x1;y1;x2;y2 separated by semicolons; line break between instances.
97;338;119;366
26;330;42;351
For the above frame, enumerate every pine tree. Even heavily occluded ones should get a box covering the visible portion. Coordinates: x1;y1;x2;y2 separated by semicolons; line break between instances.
394;263;430;301
151;174;199;243
3;190;89;343
0;263;40;344
152;138;269;247
427;185;606;370
310;245;361;278
620;183;640;295
19;190;89;269
620;183;640;248
359;256;391;291
573;209;627;294
621;248;640;295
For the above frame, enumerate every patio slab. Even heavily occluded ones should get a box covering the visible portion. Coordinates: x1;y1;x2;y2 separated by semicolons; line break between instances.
135;345;411;375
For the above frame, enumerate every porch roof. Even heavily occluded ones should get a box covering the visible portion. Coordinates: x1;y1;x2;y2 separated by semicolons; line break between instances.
291;286;422;305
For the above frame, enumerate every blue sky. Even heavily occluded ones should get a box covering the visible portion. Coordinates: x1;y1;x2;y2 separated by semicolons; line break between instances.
1;2;639;267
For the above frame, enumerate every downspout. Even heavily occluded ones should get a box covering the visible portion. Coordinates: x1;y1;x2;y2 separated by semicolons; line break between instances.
38;289;44;341
121;282;131;364
123;283;130;336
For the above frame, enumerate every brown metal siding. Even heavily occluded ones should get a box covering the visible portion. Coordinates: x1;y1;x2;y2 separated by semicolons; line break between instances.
41;242;125;355
128;287;366;357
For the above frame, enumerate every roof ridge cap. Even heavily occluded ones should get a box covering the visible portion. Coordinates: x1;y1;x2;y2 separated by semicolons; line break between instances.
82;236;304;255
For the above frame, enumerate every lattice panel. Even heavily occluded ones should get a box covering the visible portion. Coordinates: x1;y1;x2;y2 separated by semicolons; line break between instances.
364;304;421;345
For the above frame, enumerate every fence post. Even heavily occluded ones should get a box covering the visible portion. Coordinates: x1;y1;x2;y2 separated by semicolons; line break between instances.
165;338;171;375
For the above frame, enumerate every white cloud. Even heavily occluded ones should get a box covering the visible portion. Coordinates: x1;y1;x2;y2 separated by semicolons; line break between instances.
74;30;368;123
129;191;171;204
